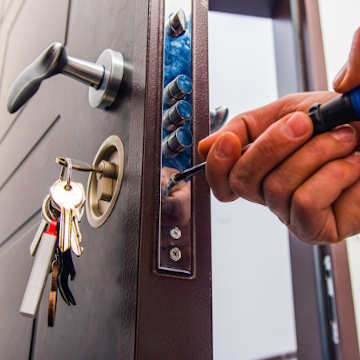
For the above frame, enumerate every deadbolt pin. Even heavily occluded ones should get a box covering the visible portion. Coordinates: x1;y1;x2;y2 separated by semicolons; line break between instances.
162;100;193;131
166;8;187;38
163;75;192;106
162;126;192;158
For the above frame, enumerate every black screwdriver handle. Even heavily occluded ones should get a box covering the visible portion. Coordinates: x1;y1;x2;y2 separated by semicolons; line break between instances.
309;90;360;135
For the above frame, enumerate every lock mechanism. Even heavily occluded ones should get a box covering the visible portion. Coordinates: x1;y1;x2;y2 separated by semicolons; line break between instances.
86;135;124;228
7;42;124;113
158;1;194;277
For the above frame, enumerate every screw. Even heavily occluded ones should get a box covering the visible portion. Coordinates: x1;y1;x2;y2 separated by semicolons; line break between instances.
170;226;182;240
170;247;182;262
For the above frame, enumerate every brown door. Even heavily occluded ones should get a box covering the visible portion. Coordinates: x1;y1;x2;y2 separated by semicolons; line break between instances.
0;0;212;359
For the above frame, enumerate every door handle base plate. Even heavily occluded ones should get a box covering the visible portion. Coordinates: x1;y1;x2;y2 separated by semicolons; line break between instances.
88;49;124;109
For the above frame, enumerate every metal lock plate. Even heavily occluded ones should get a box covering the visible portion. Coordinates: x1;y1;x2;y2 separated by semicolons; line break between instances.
86;135;124;228
157;0;193;277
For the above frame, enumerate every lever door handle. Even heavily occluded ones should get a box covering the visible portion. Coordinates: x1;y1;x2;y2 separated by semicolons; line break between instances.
7;42;124;113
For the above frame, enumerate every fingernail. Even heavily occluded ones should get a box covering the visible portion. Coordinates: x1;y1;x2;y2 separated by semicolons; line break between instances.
331;125;355;142
347;151;360;164
215;134;234;158
284;112;310;138
333;64;347;89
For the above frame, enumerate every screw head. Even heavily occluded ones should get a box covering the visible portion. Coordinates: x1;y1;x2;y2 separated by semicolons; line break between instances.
170;247;182;262
170;226;182;240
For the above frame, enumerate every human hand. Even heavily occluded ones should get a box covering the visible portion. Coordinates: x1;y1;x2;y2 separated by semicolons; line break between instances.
161;167;191;226
198;29;360;244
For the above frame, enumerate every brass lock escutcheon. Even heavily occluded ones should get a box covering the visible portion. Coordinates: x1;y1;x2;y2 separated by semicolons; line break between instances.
86;135;124;228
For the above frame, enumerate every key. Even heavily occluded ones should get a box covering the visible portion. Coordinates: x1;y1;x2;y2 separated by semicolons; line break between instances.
29;218;48;256
71;214;83;256
20;220;58;318
50;194;84;256
50;179;85;253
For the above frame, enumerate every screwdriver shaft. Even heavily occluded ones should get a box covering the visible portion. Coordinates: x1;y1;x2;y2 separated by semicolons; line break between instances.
166;143;251;191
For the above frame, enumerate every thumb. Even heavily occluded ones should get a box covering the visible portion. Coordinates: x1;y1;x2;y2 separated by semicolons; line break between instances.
333;28;360;93
198;115;249;158
198;131;223;158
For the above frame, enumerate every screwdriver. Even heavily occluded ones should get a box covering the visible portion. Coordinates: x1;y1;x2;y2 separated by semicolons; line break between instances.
166;86;360;191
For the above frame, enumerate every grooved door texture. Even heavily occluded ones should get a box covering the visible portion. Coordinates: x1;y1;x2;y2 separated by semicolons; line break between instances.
0;0;213;359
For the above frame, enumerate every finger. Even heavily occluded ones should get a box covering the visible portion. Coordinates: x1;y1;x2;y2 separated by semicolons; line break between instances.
205;131;242;201
227;112;313;204
290;151;360;244
198;91;337;158
334;174;360;238
263;124;358;223
333;27;360;92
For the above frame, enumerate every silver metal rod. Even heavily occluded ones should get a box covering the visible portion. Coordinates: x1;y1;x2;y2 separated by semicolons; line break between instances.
63;56;105;88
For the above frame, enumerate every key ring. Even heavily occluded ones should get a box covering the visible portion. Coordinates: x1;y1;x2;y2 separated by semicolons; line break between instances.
59;164;66;181
64;157;73;191
42;195;55;223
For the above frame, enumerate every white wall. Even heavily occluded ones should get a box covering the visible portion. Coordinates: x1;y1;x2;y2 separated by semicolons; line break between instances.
209;12;297;360
319;0;360;88
318;0;360;351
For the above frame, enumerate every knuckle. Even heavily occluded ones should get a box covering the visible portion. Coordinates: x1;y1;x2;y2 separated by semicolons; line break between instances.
263;173;287;206
312;221;339;244
229;172;248;198
229;169;264;203
292;189;313;213
279;94;300;114
257;137;277;159
281;94;296;106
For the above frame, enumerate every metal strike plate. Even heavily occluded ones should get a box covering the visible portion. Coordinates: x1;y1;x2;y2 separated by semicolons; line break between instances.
157;0;193;277
86;135;124;228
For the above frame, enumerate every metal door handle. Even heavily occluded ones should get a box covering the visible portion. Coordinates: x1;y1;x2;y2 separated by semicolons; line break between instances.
7;42;124;113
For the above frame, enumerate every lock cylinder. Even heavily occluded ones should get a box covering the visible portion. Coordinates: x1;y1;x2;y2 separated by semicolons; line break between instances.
162;100;193;131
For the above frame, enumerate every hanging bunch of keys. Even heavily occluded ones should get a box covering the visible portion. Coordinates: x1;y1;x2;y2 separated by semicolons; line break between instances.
20;158;86;327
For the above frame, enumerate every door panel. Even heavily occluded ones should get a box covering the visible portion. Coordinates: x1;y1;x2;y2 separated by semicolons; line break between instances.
0;91;64;192
0;0;69;138
31;0;148;358
0;111;62;247
0;0;68;189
